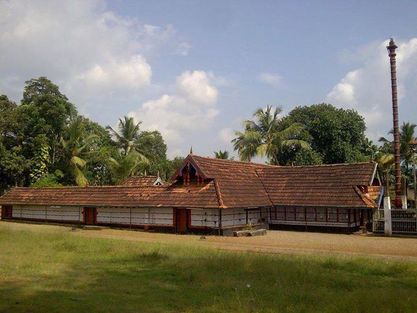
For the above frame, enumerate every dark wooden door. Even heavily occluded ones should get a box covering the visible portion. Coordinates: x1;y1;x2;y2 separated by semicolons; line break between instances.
1;205;13;219
176;208;188;233
83;207;96;225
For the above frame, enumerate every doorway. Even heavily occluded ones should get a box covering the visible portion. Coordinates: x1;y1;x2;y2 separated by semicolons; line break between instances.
83;207;97;225
1;205;12;219
175;208;188;233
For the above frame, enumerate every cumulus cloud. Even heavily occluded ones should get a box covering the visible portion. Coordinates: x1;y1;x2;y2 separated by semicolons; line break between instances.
0;0;189;107
129;70;220;154
326;38;417;141
257;72;283;87
218;128;235;144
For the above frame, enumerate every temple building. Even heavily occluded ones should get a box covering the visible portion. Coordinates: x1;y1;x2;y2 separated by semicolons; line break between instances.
0;154;383;235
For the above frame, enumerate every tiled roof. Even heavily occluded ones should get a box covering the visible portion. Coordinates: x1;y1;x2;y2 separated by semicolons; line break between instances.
256;162;378;208
0;155;379;209
121;176;161;187
0;183;219;208
188;155;273;208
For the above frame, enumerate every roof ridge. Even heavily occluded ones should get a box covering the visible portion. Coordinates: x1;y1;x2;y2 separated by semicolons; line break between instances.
254;170;275;207
257;161;376;170
353;186;377;208
213;178;226;208
10;185;167;190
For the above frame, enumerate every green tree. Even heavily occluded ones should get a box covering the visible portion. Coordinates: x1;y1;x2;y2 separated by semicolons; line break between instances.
29;135;50;183
80;118;115;185
108;150;148;184
61;117;98;186
0;95;18;140
379;122;417;201
285;147;323;166
107;116;143;156
0;143;30;192
361;138;379;161
19;77;77;165
284;103;368;164
233;106;310;164
214;150;230;159
31;171;63;188
135;130;169;177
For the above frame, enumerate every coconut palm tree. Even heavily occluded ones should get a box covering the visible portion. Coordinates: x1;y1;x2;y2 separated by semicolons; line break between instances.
61;117;97;187
375;152;394;194
362;138;379;161
108;150;148;184
107;116;142;156
232;106;310;164
379;122;417;168
214;150;229;159
379;122;417;203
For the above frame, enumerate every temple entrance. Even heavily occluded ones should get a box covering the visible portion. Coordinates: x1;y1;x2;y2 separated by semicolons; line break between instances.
83;207;96;225
175;208;188;233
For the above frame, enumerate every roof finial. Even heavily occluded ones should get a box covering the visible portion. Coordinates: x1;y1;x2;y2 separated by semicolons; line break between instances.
157;170;160;179
189;146;193;155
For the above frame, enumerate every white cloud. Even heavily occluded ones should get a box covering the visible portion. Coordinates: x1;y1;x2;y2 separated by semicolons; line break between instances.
257;72;283;87
73;55;151;92
129;70;220;155
326;38;417;141
176;70;218;105
0;0;188;108
218;128;235;144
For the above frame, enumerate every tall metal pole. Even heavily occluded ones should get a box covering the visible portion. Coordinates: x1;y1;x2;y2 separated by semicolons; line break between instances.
387;38;402;208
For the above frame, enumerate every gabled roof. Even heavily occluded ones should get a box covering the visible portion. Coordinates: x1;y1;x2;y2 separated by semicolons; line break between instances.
181;155;274;208
0;183;219;208
0;155;380;209
256;162;378;208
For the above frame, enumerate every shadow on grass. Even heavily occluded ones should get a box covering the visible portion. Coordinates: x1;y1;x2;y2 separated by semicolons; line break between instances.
1;229;417;313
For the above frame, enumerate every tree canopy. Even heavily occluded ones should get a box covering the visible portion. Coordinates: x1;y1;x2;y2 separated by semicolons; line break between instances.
0;77;181;193
282;103;368;164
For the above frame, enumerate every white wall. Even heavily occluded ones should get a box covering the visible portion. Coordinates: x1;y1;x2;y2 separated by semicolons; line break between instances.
189;208;263;229
189;208;219;228
12;205;82;222
96;207;173;226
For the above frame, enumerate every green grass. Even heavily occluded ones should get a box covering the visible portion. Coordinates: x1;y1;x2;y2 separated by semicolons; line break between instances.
0;223;417;313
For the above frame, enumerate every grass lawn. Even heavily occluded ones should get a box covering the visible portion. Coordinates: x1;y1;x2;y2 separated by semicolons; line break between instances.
0;223;417;313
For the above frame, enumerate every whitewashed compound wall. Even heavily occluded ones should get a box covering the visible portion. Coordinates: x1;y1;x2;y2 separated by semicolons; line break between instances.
190;208;265;229
189;209;219;228
96;207;173;226
12;205;82;222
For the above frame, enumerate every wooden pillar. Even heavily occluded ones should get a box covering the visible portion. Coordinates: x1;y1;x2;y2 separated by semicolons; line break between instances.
218;208;222;236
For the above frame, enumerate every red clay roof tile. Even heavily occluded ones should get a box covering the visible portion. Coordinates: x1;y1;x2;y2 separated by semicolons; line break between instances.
0;155;379;209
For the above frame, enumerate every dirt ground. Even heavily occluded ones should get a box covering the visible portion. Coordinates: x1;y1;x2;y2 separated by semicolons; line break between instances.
4;221;417;261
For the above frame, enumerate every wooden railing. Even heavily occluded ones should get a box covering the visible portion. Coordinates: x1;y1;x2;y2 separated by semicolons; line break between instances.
373;209;417;234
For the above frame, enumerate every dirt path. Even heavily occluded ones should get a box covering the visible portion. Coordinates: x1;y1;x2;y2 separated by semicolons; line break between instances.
76;226;417;261
4;222;417;261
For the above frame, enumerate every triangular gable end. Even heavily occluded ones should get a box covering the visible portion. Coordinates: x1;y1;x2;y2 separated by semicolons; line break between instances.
170;154;210;182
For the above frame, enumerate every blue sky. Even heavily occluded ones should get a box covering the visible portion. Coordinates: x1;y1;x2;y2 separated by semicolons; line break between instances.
1;0;417;158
